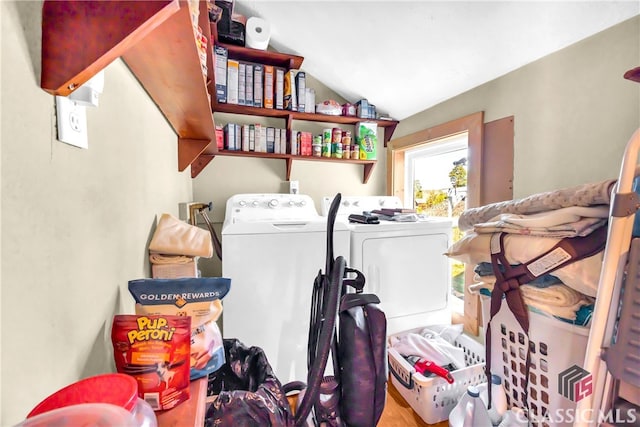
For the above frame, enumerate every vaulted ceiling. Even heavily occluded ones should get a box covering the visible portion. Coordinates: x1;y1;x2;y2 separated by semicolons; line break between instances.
233;1;639;120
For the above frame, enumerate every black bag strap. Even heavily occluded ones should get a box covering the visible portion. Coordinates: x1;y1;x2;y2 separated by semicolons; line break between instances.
485;233;531;410
342;267;366;293
484;224;607;409
339;293;380;312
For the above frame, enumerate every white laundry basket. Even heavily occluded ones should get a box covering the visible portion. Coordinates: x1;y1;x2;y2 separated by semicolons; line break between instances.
388;327;486;424
480;294;591;427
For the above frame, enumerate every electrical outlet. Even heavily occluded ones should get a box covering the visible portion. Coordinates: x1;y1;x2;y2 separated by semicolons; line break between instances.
289;180;300;194
56;96;88;149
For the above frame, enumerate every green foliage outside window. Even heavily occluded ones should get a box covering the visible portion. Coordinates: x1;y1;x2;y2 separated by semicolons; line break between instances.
449;158;467;188
414;156;468;300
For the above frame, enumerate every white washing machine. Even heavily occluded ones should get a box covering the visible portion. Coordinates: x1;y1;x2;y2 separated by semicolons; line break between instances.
222;193;350;383
322;195;453;335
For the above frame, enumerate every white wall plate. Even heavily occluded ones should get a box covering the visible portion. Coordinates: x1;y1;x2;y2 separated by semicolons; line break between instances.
56;96;88;149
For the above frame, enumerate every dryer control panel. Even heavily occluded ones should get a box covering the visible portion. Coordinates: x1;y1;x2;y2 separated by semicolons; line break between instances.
321;195;403;217
225;193;319;224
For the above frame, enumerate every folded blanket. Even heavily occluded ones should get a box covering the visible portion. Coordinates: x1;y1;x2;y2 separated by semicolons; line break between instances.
149;214;213;258
473;272;562;288
458;178;615;232
474;216;607;238
445;231;604;297
475;285;594;326
470;281;594;321
491;206;610;228
474;263;561;287
149;253;195;265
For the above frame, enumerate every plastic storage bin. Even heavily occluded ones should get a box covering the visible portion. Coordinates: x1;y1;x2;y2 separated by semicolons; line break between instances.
480;295;591;427
388;327;486;424
16;403;137;427
26;373;157;427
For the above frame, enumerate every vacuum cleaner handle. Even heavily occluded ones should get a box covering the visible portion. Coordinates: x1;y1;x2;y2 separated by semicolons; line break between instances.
325;193;342;275
295;256;345;426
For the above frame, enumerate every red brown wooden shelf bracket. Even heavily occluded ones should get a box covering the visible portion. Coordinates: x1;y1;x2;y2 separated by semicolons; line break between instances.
41;0;180;96
285;157;294;181
363;163;375;184
178;139;211;172
191;155;216;178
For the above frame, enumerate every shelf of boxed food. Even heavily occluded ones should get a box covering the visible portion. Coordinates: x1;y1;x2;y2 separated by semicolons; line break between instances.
196;17;397;181
211;102;398;145
194;122;373;182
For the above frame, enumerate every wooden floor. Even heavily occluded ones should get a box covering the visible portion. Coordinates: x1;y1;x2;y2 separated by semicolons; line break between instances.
288;379;448;426
378;381;448;427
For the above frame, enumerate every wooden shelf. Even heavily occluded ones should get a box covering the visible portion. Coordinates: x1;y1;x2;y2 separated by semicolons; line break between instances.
193;150;377;183
210;102;398;144
41;1;180;96
40;2;396;180
185;21;399;182
210;22;304;69
41;0;216;172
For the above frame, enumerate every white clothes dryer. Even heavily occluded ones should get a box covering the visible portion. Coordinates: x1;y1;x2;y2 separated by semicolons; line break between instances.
321;195;453;335
222;193;350;383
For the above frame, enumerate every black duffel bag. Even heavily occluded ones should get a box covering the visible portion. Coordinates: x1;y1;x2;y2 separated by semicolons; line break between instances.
205;338;294;427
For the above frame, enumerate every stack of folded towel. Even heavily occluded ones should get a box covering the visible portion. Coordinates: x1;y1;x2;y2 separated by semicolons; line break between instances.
445;178;615;326
148;213;213;278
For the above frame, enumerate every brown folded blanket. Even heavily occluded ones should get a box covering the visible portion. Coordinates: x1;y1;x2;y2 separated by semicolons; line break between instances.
149;253;195;265
149;214;213;258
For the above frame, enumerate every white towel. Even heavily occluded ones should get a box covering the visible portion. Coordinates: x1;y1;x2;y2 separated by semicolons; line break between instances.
469;281;594;320
389;332;466;369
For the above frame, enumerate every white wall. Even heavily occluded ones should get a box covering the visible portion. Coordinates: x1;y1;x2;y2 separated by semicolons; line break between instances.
397;16;640;199
1;2;193;424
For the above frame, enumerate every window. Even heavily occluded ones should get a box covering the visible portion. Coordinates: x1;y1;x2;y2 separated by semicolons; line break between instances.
387;112;484;334
404;134;468;315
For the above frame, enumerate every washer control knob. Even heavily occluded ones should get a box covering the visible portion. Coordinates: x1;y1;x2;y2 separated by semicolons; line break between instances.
251;200;259;207
269;199;279;208
238;200;247;207
289;200;295;206
343;200;351;207
353;200;360;207
297;200;307;207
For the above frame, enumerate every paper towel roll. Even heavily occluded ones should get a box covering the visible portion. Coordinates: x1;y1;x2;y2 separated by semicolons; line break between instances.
246;17;271;50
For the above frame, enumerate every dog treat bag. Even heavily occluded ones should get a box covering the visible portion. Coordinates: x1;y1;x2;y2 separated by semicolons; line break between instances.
128;277;231;380
111;314;191;411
